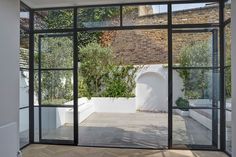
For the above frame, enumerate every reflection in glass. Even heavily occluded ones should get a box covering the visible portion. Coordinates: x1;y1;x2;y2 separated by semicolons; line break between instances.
40;35;73;69
173;69;219;108
20;70;29;108
78;6;120;28
224;0;231;21
34;9;73;30
173;109;218;146
172;3;219;24
172;31;218;67
122;5;167;26
226;110;232;153
225;23;232;153
41;107;74;141
40;71;74;105
19;108;29;148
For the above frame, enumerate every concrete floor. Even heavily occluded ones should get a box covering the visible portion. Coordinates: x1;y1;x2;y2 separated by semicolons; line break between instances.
22;144;229;157
79;112;168;148
39;112;212;148
79;112;211;148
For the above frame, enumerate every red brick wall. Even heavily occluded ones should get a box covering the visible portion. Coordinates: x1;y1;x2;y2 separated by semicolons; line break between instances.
100;5;231;65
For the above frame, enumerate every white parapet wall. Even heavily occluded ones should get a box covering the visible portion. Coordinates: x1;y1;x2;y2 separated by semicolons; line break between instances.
93;97;136;113
62;97;136;125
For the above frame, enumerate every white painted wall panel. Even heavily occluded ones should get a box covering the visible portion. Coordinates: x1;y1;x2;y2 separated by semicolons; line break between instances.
231;0;236;156
0;0;20;155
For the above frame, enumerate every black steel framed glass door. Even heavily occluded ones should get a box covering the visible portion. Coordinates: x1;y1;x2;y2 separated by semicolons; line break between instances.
27;1;229;153
37;34;75;144
171;28;220;149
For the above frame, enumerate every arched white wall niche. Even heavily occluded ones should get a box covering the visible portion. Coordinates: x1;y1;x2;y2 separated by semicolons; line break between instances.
135;64;183;112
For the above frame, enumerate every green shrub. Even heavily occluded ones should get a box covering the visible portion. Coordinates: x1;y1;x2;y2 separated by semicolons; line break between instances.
176;97;189;111
79;42;137;98
102;65;138;98
178;41;211;99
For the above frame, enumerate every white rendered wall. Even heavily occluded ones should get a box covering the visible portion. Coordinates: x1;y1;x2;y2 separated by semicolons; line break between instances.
93;98;136;113
0;0;20;156
136;65;183;112
231;0;236;156
136;72;168;112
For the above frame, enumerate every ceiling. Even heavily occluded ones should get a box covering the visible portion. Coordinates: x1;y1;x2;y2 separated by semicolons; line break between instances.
21;0;182;9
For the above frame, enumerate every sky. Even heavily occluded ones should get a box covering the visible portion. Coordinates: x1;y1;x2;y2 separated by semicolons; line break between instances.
152;3;207;14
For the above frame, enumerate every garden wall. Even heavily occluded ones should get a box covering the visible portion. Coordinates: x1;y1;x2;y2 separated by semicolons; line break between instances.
101;5;231;65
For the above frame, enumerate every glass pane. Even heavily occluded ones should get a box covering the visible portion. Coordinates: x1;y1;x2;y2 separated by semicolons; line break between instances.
20;6;29;32
34;107;39;142
173;69;220;108
172;3;219;24
78;6;120;28
78;29;168;148
225;0;231;21
172;30;219;67
225;24;231;67
19;108;29;148
225;67;231;106
226;110;232;153
20;70;29;108
34;70;39;106
34;9;73;30
41;107;74;141
39;35;73;69
173;109;219;146
122;5;167;26
20;41;29;69
41;71;74;105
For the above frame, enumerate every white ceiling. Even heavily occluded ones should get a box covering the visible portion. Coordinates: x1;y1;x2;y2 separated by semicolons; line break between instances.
22;0;173;9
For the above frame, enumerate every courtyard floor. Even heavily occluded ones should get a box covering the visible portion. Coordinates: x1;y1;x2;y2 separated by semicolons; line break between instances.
28;112;212;149
22;144;228;157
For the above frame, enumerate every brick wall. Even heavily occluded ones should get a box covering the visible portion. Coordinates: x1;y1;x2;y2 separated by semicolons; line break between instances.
101;4;231;65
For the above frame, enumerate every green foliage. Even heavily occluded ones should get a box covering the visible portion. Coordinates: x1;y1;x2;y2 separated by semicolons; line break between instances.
78;31;102;50
178;41;211;99
103;65;138;98
34;36;73;105
44;10;73;29
175;97;189;111
79;43;137;98
79;43;113;98
225;66;231;98
225;26;232;98
78;7;120;27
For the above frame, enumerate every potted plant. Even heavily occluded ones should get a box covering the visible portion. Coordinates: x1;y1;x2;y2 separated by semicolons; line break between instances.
175;97;190;116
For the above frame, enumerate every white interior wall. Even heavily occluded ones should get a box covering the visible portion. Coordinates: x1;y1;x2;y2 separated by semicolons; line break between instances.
0;0;20;156
231;0;236;156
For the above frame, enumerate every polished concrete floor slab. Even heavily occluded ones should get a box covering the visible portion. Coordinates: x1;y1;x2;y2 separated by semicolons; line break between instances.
40;112;212;148
79;112;211;148
22;144;229;157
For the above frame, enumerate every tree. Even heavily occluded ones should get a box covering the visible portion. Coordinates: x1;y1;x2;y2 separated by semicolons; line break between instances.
34;7;139;103
79;42;137;98
79;42;113;98
178;41;211;99
34;36;73;104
